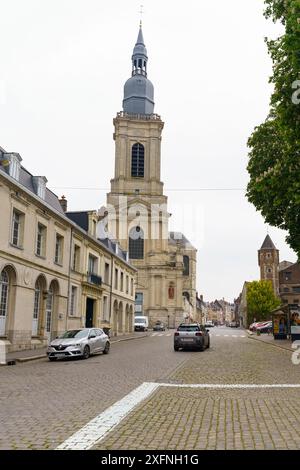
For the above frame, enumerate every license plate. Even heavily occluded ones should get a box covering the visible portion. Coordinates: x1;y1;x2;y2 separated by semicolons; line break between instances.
181;338;194;342
55;352;66;355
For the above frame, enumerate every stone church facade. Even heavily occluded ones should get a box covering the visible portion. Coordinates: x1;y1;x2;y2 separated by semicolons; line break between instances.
103;25;198;328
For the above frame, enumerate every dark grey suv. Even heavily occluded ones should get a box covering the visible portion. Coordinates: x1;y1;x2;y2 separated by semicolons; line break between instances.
174;323;210;351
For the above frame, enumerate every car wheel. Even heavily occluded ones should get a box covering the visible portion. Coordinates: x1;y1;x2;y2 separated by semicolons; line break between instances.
83;345;90;359
103;342;110;355
174;346;179;351
199;342;204;351
207;338;210;349
49;357;57;362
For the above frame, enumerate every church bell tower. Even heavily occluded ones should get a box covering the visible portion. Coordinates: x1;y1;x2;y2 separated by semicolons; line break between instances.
105;24;196;329
258;235;280;296
107;24;169;255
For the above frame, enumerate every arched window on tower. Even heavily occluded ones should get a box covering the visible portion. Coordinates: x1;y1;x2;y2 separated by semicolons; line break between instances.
131;143;145;178
129;226;144;259
183;255;190;276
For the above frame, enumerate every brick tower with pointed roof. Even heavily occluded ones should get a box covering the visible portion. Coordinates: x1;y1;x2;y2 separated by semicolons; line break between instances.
258;235;280;295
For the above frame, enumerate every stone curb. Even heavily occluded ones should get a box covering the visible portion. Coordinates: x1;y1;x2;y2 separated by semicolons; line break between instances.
3;334;150;365
246;331;294;353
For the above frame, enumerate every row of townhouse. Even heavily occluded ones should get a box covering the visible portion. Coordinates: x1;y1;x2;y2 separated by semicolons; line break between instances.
0;147;136;352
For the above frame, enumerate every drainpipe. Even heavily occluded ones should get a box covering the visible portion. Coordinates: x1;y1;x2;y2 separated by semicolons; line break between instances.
66;227;73;332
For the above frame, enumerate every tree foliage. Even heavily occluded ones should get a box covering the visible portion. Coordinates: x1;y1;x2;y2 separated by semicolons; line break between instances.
247;0;300;258
246;280;281;324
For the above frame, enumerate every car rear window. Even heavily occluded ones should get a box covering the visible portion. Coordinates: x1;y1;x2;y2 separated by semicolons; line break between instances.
177;325;200;332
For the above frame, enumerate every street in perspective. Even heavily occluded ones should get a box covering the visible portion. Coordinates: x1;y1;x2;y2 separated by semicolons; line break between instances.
0;0;300;456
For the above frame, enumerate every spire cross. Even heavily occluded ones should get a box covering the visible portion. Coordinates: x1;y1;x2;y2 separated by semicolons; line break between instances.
139;4;144;27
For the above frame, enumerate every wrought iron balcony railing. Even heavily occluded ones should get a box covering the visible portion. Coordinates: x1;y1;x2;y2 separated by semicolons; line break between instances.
87;273;102;286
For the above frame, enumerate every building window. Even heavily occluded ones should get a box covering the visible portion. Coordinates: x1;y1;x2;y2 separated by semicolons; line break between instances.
9;154;21;181
114;268;118;290
70;286;77;316
129;226;144;260
32;281;41;336
293;286;300;294
120;272;124;292
284;272;292;281
46;288;53;333
55;234;64;264
36;223;46;257
131;143;145;178
73;245;81;271
103;296;108;321
135;292;143;314
11;209;24;247
131;278;134;296
183;256;190;276
126;275;129;294
267;268;272;274
33;176;47;200
294;299;299;304
104;263;110;284
37;182;46;199
0;270;9;335
88;255;98;274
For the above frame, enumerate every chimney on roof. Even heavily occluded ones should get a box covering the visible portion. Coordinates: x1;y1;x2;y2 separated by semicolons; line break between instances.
59;195;68;213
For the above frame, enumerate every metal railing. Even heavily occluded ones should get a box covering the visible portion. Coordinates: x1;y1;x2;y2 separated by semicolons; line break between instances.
116;111;161;121
87;273;102;286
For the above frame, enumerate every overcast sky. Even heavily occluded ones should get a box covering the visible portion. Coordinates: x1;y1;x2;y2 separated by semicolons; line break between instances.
0;0;297;301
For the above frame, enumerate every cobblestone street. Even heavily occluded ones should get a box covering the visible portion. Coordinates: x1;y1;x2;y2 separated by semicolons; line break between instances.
1;328;300;450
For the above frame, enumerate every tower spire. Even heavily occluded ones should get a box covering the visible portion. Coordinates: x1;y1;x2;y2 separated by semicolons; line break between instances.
122;22;155;115
139;4;143;28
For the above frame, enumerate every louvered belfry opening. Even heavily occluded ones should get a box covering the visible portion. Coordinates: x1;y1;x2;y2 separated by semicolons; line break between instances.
131;143;145;178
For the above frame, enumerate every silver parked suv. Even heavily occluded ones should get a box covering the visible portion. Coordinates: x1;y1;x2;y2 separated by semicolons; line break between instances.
47;328;110;361
174;323;210;351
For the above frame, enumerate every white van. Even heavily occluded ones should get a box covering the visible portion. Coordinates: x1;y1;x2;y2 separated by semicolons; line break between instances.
134;316;149;332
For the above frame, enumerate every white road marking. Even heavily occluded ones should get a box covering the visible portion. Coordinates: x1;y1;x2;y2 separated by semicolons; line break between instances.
56;381;300;450
158;383;300;389
56;382;160;450
224;335;229;337
151;332;172;337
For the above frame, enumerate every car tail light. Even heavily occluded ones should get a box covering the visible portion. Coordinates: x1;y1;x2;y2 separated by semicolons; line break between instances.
195;332;203;336
174;332;179;336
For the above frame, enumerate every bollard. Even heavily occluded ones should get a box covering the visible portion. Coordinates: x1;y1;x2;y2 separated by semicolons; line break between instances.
0;340;7;365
